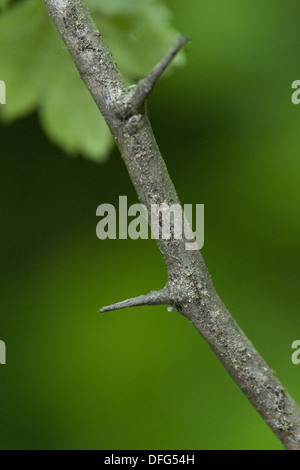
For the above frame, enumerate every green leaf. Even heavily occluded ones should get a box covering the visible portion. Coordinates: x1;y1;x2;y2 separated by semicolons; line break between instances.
39;42;113;161
89;0;186;80
0;0;45;119
0;0;185;161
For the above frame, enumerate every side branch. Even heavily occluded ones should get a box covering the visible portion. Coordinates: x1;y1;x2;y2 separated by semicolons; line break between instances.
44;0;300;450
99;287;172;313
129;37;190;114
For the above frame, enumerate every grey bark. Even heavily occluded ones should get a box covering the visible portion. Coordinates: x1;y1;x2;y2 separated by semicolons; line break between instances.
44;0;300;449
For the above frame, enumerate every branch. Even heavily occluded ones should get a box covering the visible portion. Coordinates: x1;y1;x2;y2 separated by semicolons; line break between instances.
99;287;172;313
44;0;300;450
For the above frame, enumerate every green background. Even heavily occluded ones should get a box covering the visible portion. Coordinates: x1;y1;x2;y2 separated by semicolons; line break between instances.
1;0;300;450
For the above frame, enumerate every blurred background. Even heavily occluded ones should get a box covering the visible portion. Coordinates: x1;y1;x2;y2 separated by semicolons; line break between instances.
0;0;300;450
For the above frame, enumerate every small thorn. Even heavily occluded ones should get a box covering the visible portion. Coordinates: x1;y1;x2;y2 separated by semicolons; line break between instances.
129;37;190;113
99;287;172;313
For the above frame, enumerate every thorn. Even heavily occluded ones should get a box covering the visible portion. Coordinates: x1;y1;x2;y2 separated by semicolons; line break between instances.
99;287;172;313
129;37;190;113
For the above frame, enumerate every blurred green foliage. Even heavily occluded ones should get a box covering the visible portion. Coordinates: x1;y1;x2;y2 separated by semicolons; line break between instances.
0;0;184;159
0;0;11;11
0;0;300;450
